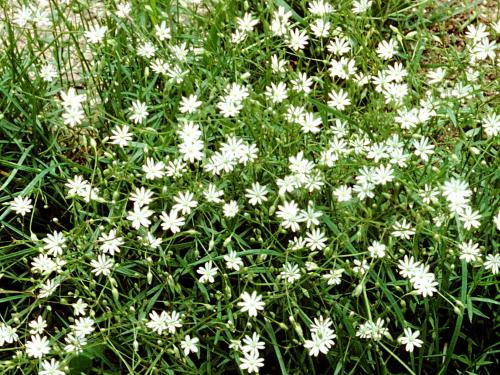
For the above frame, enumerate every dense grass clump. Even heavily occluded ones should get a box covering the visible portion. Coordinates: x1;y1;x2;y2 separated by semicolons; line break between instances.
0;0;499;374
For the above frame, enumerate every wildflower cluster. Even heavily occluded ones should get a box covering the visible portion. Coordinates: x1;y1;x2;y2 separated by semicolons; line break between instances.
0;1;498;374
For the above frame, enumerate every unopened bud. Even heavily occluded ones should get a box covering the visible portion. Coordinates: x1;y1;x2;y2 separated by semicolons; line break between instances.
112;287;119;301
352;283;363;297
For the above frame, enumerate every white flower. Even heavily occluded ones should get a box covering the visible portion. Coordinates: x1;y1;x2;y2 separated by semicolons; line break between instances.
398;328;423;352
0;323;18;346
224;251;244;271
276;200;303;232
197;261;218;284
376;39;398;60
85;25;107;44
116;2;132;18
72;298;88;316
40;359;65;375
71;317;95;337
98;229;124;255
245;183;268;206
288;28;309;51
64;332;87;354
333;185;352;202
177;121;202;141
419;184;439;205
458;240;481;263
322;268;344;286
328;89;350;110
25;334;51;358
426;67;446;84
203;183;224;203
413;137;435;162
179;94;202;114
13;5;31;27
442;178;472;205
411;268;438;297
238;291;265;317
166;158;188;177
304;331;333;356
43;231;66;256
142;157;165;180
179;139;204;163
137;41;157;58
368;241;386;258
270;54;287;74
353;181;375;200
129;186;154;207
28;316;47;335
160;209;185;233
329;57;356;80
39;63;58;82
285;105;305;123
237;12;259;33
299;203;322;229
181;335;199;355
241;332;265;356
398;255;421;279
291;72;313;94
223;200;239;218
110;125;133;147
128;100;149;124
298;112;322;133
305;228;327;251
353;259;369;275
391;219;415;239
270;7;292;36
484;253;500;275
126;203;153;229
141;232;163;249
65;175;90;198
311;18;331;38
352;0;373;14
327;37;351;55
239;351;264;373
386;62;407;82
217;97;243;118
465;23;489;42
90;254;114;276
482;112;500;137
31;254;56;275
173;191;198;215
304;316;336;356
265;82;288;104
457;206;481;230
356;318;388;341
62;106;85;127
155;21;171;40
280;262;301;283
372;164;394;185
59;87;83;108
147;311;168;335
308;0;334;16
10;196;33;216
164;311;182;334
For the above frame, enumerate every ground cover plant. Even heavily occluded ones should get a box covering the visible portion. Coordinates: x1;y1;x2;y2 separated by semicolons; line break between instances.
0;0;499;374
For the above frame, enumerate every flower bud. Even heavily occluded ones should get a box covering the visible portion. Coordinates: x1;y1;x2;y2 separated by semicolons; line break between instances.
352;283;363;297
